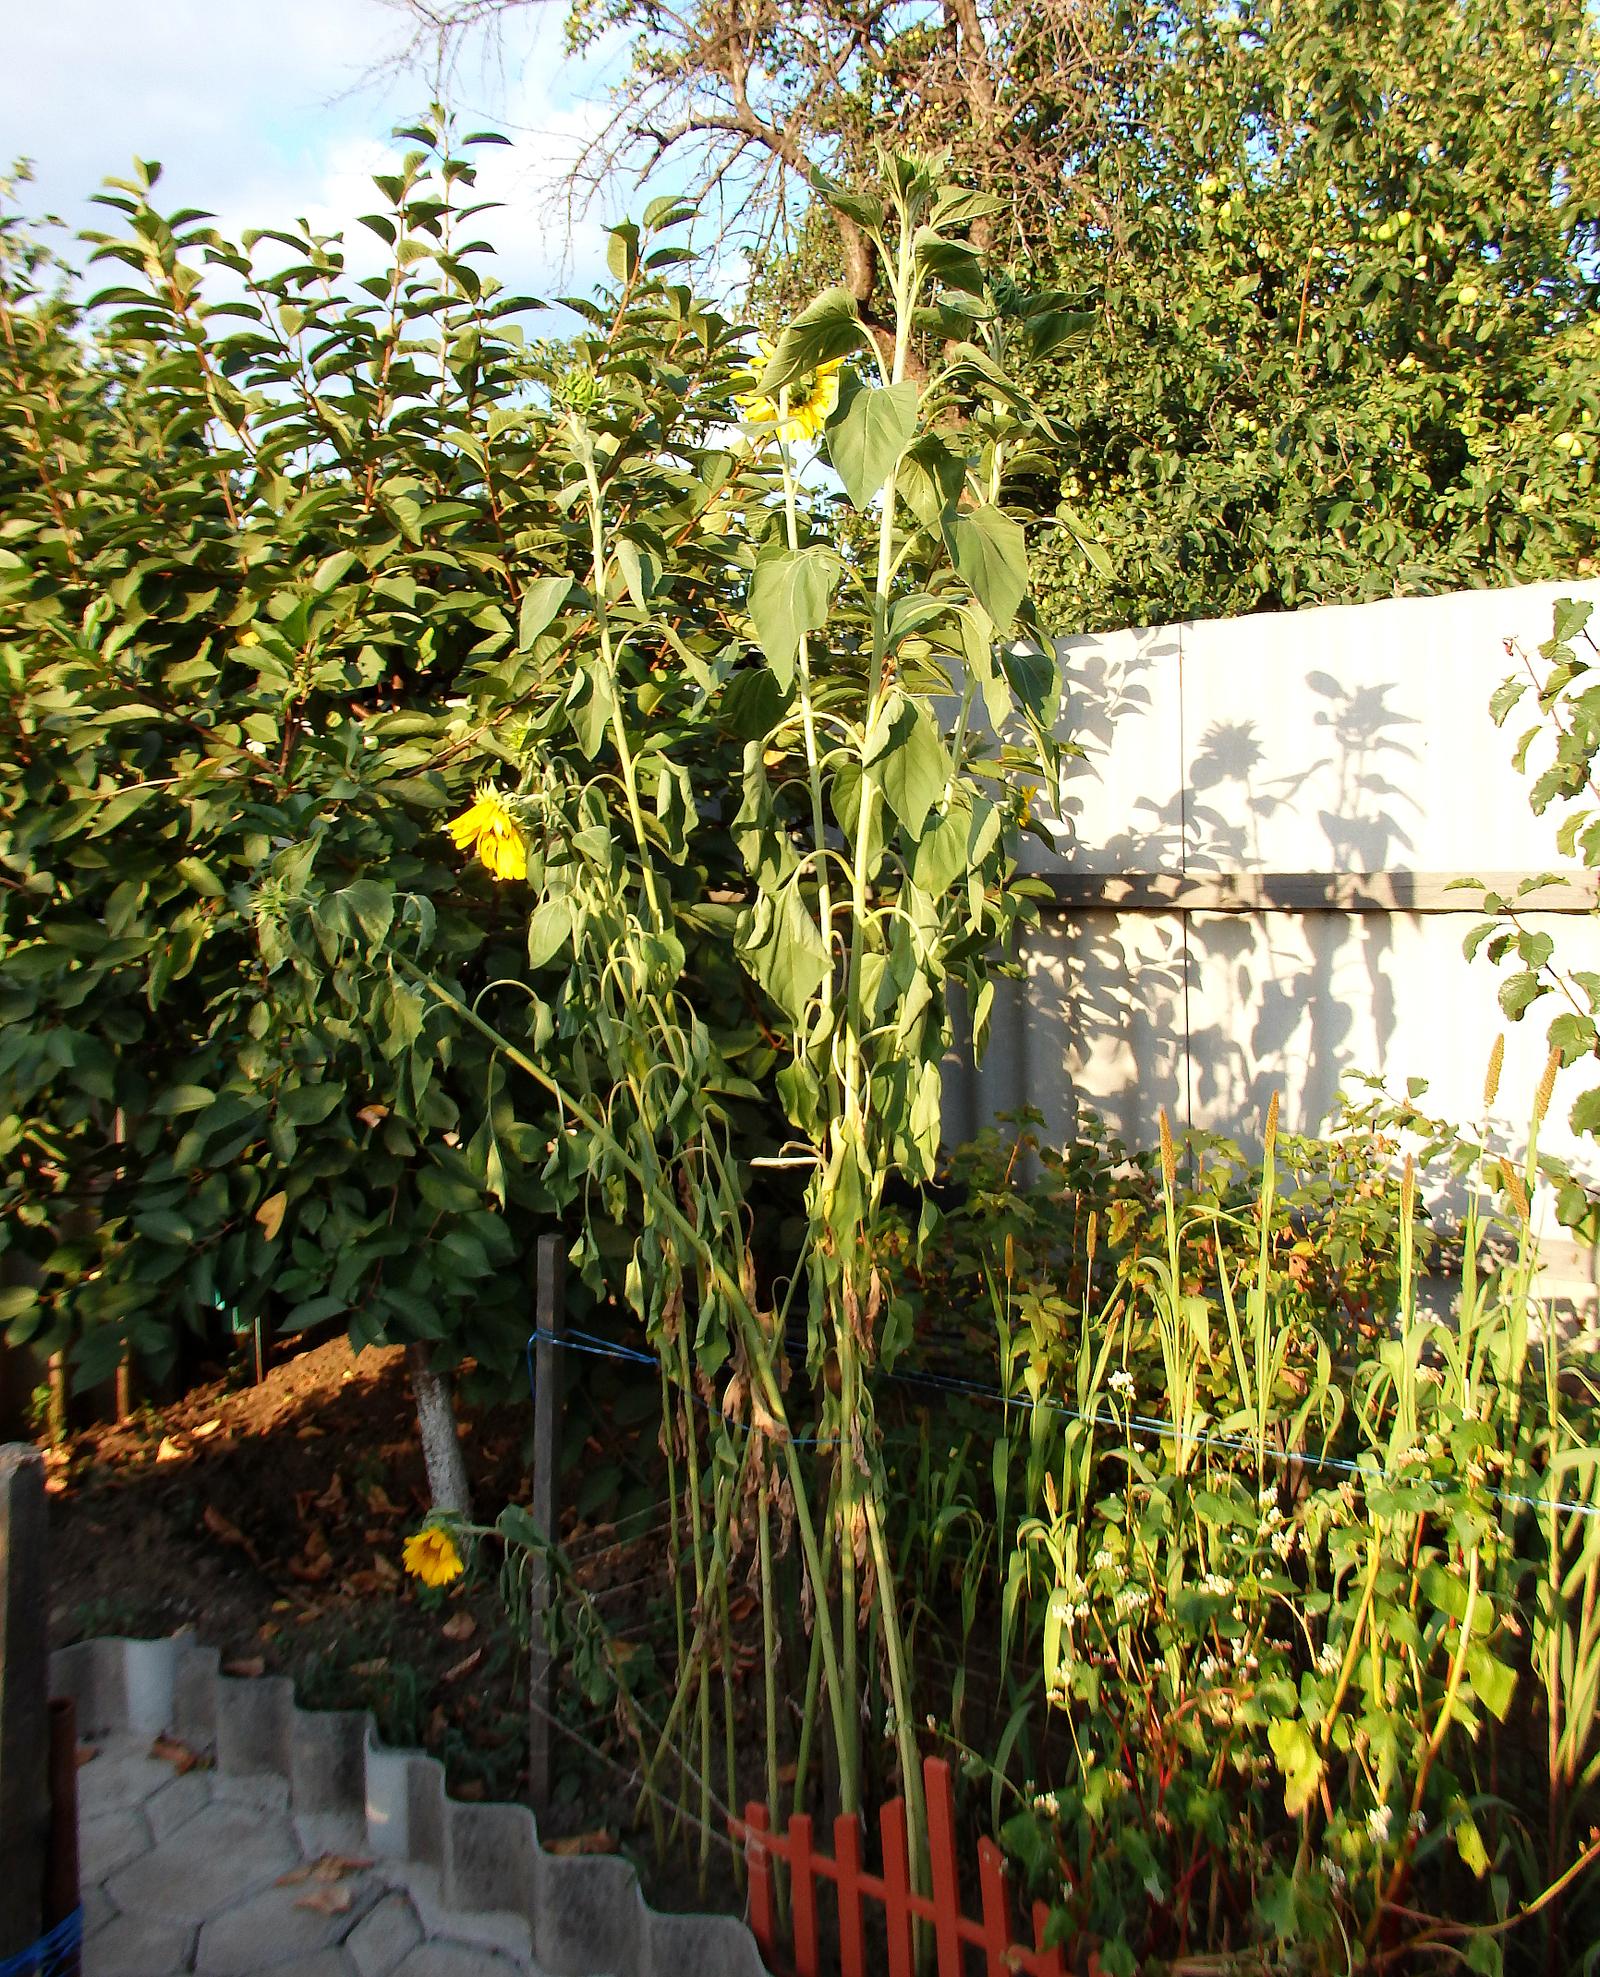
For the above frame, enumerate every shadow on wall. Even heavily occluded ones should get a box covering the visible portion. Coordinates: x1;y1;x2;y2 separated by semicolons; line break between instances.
954;653;1426;1162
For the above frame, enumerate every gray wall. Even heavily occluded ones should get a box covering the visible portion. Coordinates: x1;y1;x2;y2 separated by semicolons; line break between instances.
942;577;1600;1235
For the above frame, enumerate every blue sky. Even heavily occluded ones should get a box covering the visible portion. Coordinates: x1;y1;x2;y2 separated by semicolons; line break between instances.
3;0;627;305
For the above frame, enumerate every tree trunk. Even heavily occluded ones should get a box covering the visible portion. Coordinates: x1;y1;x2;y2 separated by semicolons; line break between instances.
405;1341;471;1515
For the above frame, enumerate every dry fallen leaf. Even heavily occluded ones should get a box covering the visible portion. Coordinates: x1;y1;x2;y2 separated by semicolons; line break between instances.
296;1424;325;1441
295;1885;354;1915
224;1657;265;1680
361;1483;400;1516
275;1852;373;1892
440;1612;477;1644
155;1437;186;1464
546;1830;618;1857
356;1103;388;1128
76;1745;98;1769
442;1647;482;1685
351;1657;389;1678
727;1591;759;1624
149;1735;208;1776
255;1190;287;1241
258;1623;280;1643
193;1419;223;1440
371;1554;400;1590
314;1472;345;1512
451;1779;486;1802
313;1854;373;1880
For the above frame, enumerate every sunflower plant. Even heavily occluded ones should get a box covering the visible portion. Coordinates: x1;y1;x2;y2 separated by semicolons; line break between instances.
369;146;1101;1886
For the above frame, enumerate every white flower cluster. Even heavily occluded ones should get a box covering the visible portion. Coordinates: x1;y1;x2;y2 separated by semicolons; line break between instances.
1367;1805;1393;1847
1203;1572;1235;1598
1316;1641;1342;1676
1109;1368;1136;1402
1113;1584;1150;1621
1269;1526;1297;1561
1322;1855;1347;1893
1093;1548;1118;1573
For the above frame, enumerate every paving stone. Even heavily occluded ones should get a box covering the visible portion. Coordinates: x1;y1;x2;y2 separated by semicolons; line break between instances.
347;1895;423;1977
80;1806;152;1883
266;1956;353;1977
107;1803;301;1923
82;1912;196;1977
214;1771;290;1815
81;1881;117;1938
197;1875;379;1975
393;1944;523;1977
78;1743;179;1817
147;1768;213;1842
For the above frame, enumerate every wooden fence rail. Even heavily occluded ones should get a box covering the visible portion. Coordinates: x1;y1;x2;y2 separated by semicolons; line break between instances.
730;1756;1063;1977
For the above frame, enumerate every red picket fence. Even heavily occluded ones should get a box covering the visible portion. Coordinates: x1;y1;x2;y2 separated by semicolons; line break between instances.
730;1756;1064;1977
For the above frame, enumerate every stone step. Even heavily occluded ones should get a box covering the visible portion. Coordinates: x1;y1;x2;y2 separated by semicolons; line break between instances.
52;1635;763;1977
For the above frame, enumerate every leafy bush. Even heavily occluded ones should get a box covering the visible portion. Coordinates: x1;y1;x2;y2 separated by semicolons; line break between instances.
891;1092;1600;1972
0;126;772;1402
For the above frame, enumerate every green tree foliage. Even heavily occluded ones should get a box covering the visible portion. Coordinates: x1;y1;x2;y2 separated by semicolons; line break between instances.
0;131;771;1405
1027;0;1600;625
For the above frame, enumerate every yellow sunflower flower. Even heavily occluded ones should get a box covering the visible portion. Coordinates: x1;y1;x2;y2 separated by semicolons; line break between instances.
402;1526;464;1587
446;783;527;883
733;335;845;445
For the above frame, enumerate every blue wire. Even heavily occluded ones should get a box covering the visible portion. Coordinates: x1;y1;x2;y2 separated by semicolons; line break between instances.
526;1326;1600;1521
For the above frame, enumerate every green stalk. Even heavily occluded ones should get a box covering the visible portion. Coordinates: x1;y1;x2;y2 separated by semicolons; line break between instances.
864;1488;929;1889
576;434;662;924
676;1326;714;1886
791;1478;837;1823
713;1457;742;1888
759;1468;781;1846
777;413;836;1038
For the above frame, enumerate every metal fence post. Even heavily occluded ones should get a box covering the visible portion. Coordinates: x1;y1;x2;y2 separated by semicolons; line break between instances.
528;1232;565;1815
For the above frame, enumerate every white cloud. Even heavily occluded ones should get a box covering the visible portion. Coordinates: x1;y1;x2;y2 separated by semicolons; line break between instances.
3;0;622;309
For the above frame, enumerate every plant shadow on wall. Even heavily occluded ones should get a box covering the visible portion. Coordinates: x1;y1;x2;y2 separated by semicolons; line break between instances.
953;647;1423;1157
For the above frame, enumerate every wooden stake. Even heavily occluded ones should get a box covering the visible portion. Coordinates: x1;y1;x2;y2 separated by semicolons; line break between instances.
527;1232;565;1815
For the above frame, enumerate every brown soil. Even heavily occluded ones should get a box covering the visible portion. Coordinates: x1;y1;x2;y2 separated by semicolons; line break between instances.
41;1331;767;1921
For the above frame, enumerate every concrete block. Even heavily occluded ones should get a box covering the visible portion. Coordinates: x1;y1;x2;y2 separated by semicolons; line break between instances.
289;1707;366;1814
441;1802;537;1922
215;1674;293;1779
52;1636;769;1977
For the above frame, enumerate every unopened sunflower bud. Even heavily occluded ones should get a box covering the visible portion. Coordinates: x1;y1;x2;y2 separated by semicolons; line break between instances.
1535;1046;1561;1125
1159;1108;1176;1192
1264;1089;1279;1163
1499;1159;1530;1223
1484;1033;1505;1109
